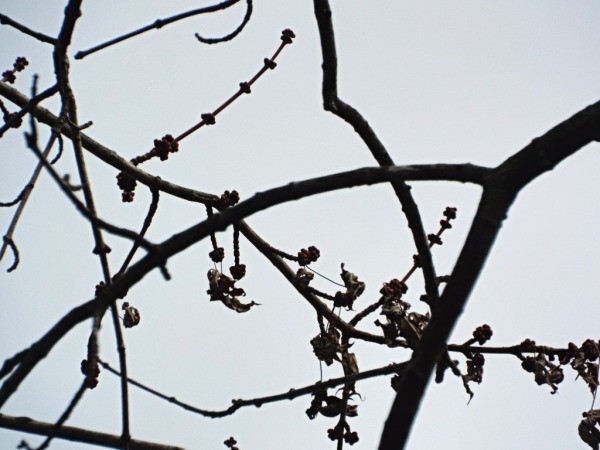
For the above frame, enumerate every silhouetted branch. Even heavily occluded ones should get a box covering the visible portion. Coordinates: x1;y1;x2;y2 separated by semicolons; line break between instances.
23;130;155;249
0;349;28;381
379;98;600;449
1;236;19;272
0;80;223;205
196;0;252;44
99;358;408;418
0;183;32;207
75;0;242;60
312;0;440;320
54;3;132;446
0;413;185;450
0;77;54;268
447;343;571;357
0;13;57;45
174;28;294;143
33;381;87;450
117;188;160;275
0;83;58;138
0;299;96;408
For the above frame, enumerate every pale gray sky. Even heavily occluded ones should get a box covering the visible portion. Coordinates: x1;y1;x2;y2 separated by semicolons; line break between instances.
1;1;599;449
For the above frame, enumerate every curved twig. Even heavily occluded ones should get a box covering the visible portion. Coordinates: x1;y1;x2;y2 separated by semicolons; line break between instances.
2;236;19;272
196;0;252;44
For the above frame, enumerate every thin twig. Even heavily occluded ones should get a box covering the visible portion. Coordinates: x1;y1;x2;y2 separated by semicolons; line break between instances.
0;13;57;45
99;358;408;418
23;130;155;249
75;0;241;59
196;0;252;44
33;381;87;450
0;80;58;266
0;183;32;207
117;188;160;275
173;29;294;144
0;83;58;138
1;237;19;272
54;2;132;448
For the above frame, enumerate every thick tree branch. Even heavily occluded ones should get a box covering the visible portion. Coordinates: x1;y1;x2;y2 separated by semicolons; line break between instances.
379;99;600;449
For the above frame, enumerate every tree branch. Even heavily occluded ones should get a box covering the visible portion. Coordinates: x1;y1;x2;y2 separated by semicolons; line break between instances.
99;358;408;419
0;13;57;45
0;414;185;450
378;98;600;449
75;0;241;59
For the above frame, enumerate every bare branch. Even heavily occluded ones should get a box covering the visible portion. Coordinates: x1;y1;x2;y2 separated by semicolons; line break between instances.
24;132;155;249
312;0;440;319
99;358;408;418
379;98;600;449
33;381;87;450
0;413;185;450
75;0;242;60
1;236;19;272
0;13;57;45
0;83;58;138
0;299;96;408
196;0;252;44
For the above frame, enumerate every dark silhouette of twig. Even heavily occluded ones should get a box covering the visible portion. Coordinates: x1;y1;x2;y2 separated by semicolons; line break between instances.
0;413;185;450
0;183;32;207
172;28;295;144
313;0;439;312
0;83;57;138
49;133;64;164
99;358;408;418
1;236;19;272
23;130;155;249
196;0;252;44
447;343;571;357
0;14;57;45
0;298;96;408
116;188;160;276
0;349;28;381
0;79;57;267
0;80;222;205
75;0;242;60
32;381;87;450
54;2;132;448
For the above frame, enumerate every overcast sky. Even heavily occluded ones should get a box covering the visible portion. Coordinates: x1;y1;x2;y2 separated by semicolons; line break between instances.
1;1;599;449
